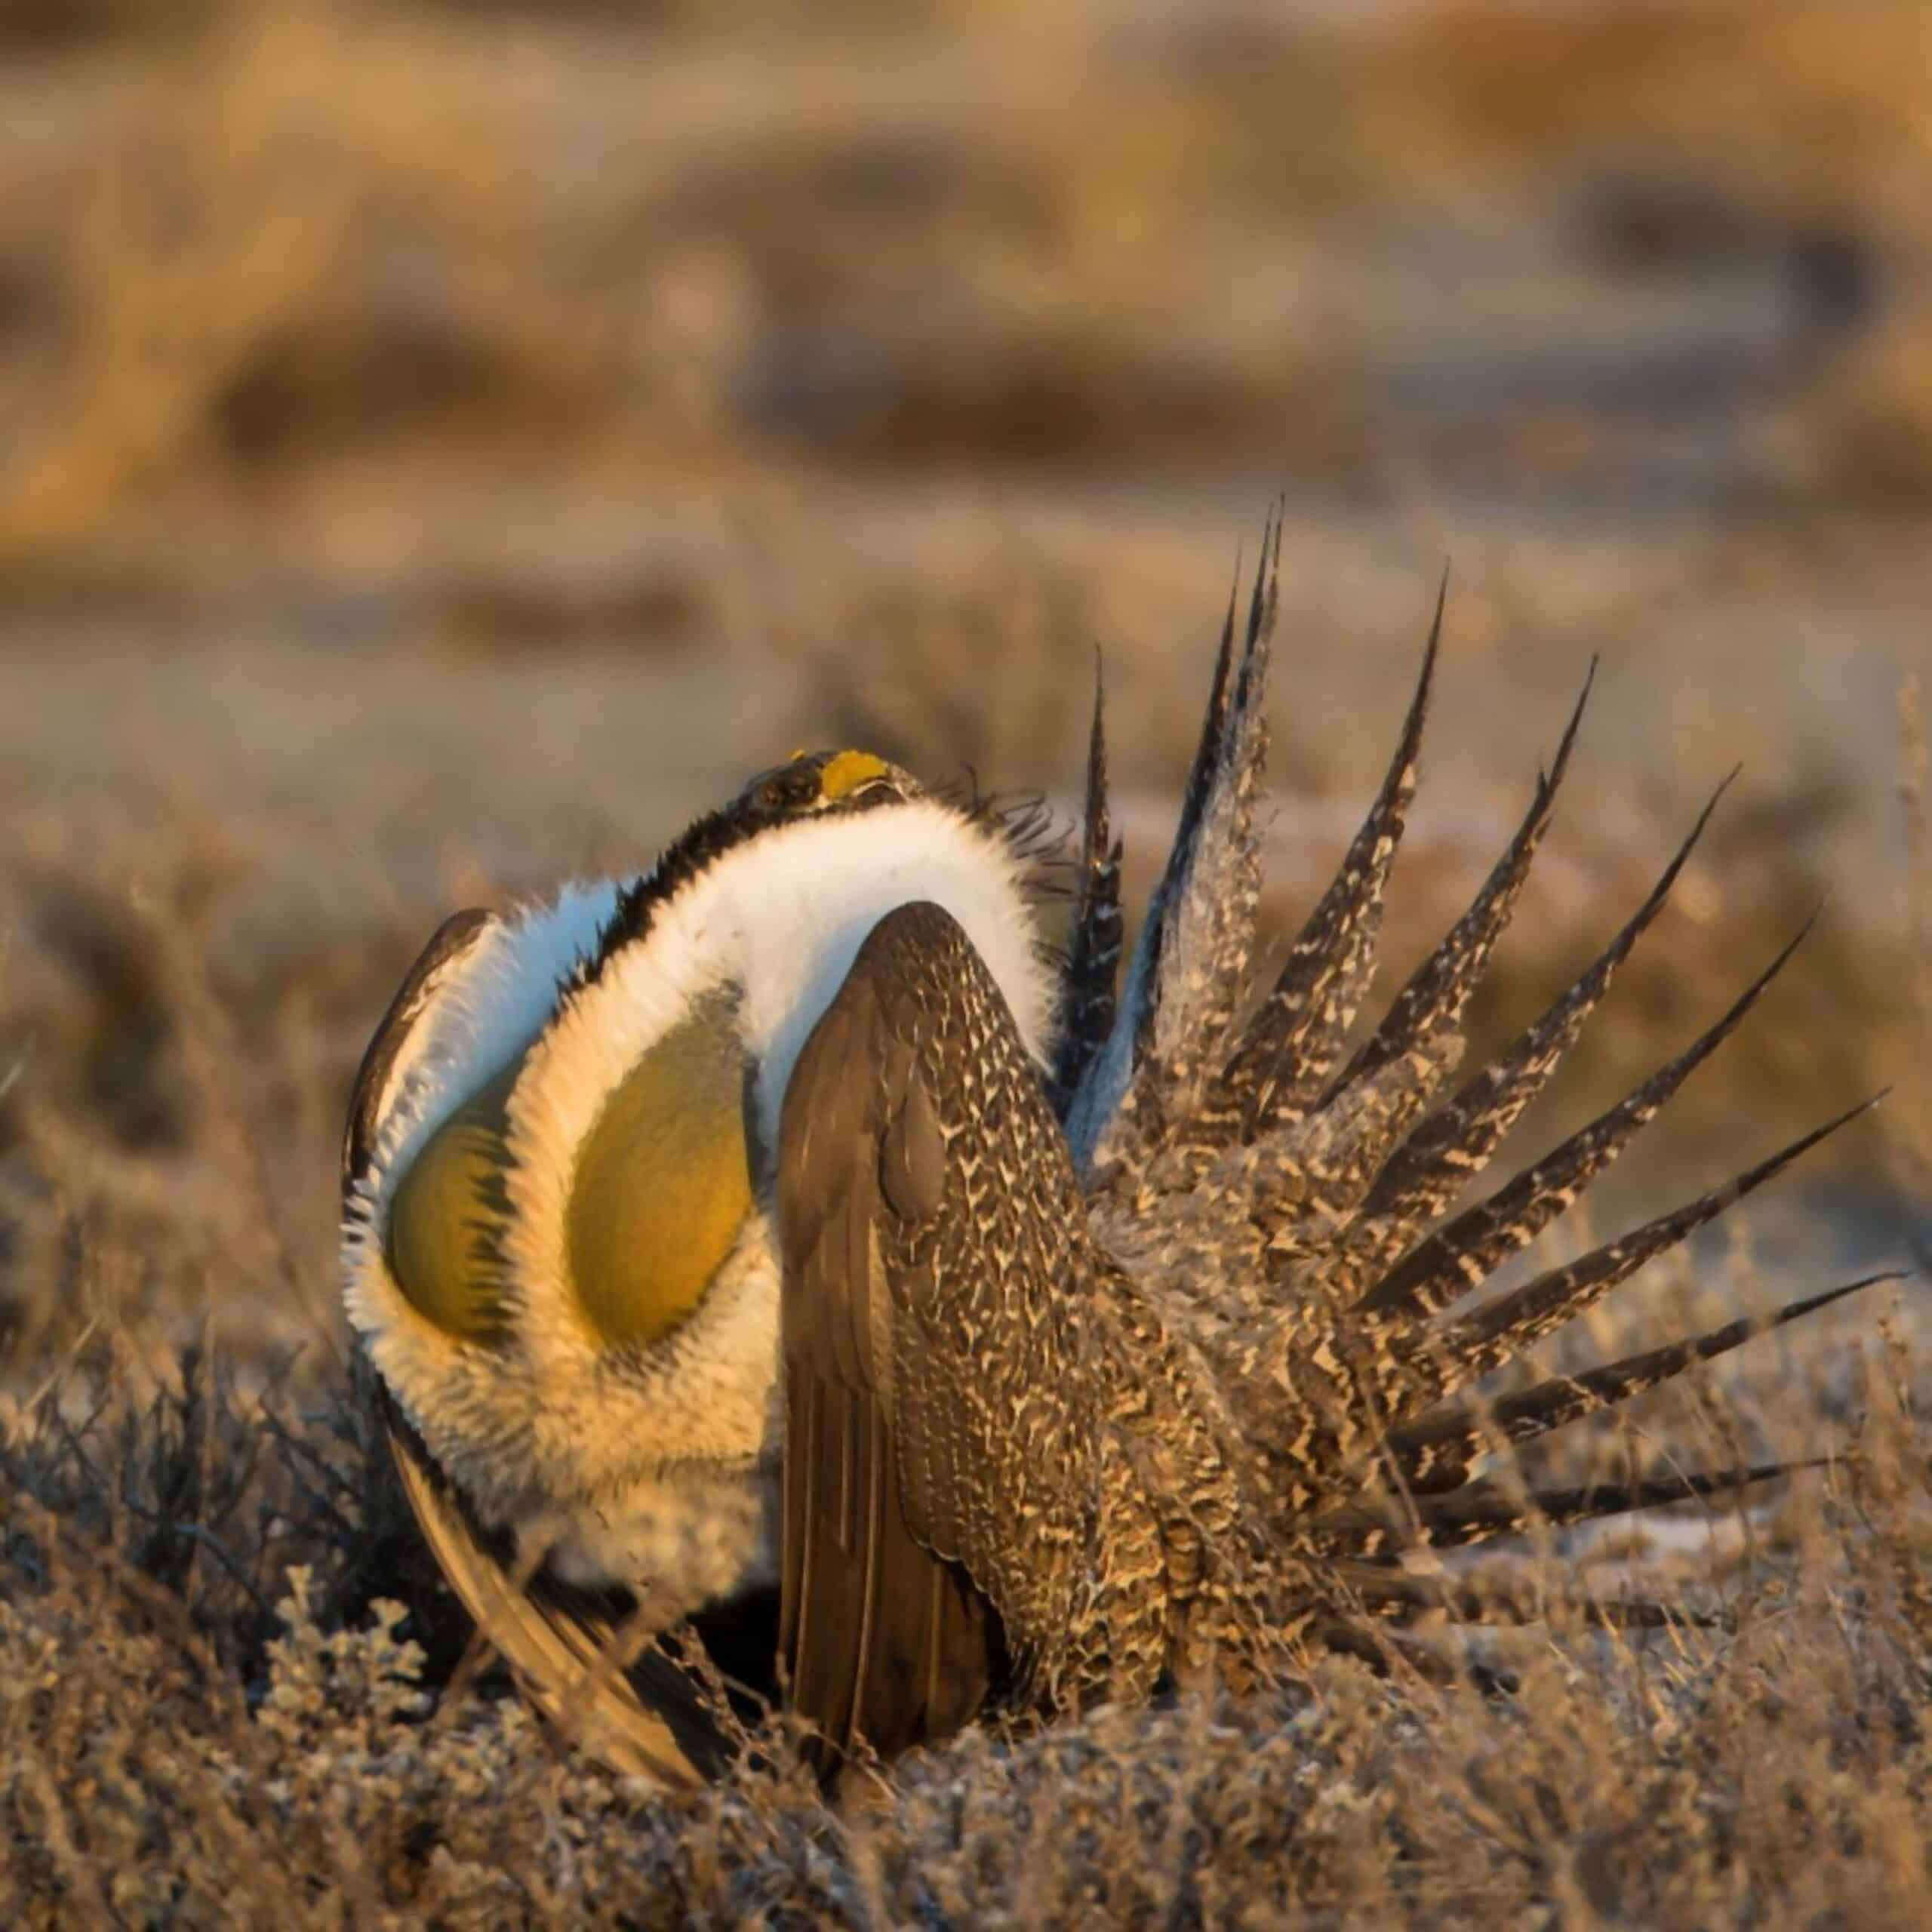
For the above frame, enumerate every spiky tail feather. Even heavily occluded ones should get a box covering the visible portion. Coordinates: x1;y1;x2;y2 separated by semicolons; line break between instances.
1067;509;1281;1183
1392;1093;1882;1414
1355;912;1824;1327
1387;1269;1900;1495
1303;773;1740;1308
1209;573;1443;1150
1050;651;1124;1115
1316;1458;1833;1558
1327;662;1594;1112
1278;663;1598;1221
1075;536;1887;1643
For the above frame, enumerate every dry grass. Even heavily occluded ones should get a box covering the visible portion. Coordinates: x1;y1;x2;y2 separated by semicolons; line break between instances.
2;1286;1929;1922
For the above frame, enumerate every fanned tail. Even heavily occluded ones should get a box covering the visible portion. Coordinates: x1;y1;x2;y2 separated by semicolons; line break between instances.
1078;525;1891;1654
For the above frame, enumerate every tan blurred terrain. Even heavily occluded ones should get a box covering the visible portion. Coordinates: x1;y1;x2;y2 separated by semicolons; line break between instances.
2;0;1926;1329
3;2;1932;1920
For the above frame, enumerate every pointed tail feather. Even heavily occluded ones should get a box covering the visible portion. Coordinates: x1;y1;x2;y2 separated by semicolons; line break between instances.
1144;515;1280;1109
1358;910;1821;1326
1377;1096;1882;1425
1330;658;1595;1109
1204;574;1446;1147
1255;663;1597;1259
1051;651;1125;1115
1321;1459;1832;1558
1389;1271;1898;1494
1069;515;1280;1177
1337;774;1737;1294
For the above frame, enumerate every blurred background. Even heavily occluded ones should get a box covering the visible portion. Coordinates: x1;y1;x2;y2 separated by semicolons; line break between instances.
0;0;1927;1367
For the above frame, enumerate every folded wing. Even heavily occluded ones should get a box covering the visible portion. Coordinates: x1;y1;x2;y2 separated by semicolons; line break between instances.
778;900;1106;1770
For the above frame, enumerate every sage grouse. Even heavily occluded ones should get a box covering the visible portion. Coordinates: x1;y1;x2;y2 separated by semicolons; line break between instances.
342;526;1883;1786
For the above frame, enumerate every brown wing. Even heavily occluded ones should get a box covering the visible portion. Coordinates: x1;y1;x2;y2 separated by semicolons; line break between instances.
777;904;1002;1774
341;906;499;1202
383;1401;720;1786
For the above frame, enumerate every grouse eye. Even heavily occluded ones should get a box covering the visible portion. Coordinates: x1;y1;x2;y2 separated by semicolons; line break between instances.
749;766;818;814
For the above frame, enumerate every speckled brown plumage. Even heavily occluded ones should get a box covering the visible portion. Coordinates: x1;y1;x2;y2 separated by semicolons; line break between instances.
780;906;1261;1737
768;534;1893;1771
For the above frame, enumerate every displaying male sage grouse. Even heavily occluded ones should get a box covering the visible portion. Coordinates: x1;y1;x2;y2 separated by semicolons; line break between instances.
341;523;1885;1786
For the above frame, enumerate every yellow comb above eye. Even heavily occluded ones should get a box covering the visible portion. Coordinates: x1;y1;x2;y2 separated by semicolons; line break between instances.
818;749;890;801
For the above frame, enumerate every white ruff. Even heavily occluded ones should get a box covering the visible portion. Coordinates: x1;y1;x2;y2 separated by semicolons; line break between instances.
343;798;1049;1608
344;881;621;1241
341;879;624;1521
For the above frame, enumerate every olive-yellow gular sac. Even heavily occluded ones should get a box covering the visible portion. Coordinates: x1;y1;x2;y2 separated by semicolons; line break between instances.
565;995;751;1349
384;998;754;1353
386;1060;521;1345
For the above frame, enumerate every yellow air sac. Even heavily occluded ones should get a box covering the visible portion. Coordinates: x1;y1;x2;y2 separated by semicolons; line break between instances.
567;1001;752;1349
386;1062;520;1345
